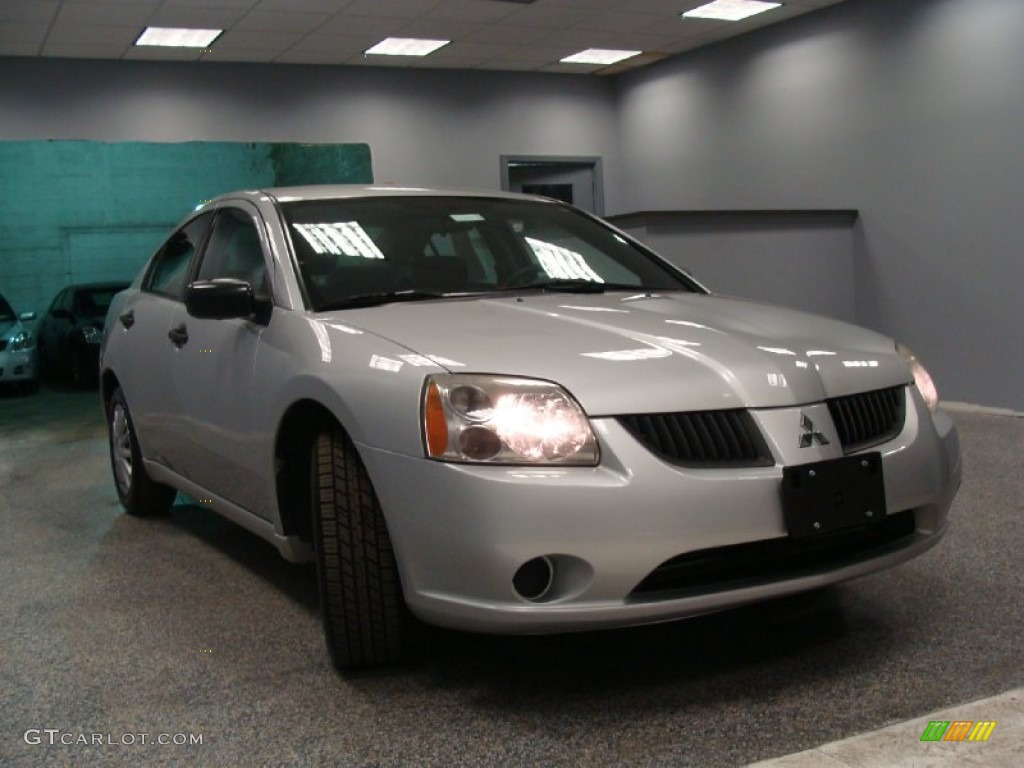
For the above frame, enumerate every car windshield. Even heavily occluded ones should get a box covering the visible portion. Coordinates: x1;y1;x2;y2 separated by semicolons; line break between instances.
0;294;15;322
279;196;701;311
75;287;125;318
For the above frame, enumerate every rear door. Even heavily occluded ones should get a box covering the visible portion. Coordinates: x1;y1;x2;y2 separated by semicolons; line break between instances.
111;213;213;471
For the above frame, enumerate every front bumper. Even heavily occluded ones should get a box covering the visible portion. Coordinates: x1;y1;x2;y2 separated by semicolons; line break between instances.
361;386;961;634
0;348;37;382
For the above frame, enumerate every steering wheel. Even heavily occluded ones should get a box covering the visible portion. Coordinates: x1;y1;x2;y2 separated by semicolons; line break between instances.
504;264;544;287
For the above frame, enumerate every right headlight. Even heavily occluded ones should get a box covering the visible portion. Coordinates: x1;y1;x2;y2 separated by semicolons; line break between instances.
896;342;939;414
10;330;34;351
422;374;599;465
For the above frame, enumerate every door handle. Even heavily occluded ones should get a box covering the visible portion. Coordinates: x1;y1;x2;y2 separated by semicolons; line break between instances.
168;324;189;347
119;310;135;329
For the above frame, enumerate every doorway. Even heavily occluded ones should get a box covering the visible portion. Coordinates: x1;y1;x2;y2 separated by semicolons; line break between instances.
500;155;604;216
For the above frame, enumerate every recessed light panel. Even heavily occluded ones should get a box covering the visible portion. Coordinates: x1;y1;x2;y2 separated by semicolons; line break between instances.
560;49;642;66
364;38;450;57
683;1;782;22
135;27;222;48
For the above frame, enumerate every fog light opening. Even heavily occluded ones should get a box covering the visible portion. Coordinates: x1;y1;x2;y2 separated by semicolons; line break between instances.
513;556;554;601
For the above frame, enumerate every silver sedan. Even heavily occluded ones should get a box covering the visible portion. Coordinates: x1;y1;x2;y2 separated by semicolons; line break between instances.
100;187;961;670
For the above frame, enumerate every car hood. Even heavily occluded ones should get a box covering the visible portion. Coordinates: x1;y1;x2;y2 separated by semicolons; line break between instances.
331;292;912;415
0;319;14;338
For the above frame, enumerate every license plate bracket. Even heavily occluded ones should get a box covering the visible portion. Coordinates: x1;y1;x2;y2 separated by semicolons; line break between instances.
782;453;886;538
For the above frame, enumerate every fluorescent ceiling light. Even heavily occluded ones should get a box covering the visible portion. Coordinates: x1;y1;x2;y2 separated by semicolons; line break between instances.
135;27;222;48
683;1;782;22
365;38;450;57
560;49;641;66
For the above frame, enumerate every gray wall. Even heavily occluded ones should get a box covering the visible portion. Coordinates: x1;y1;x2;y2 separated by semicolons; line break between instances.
0;57;621;205
615;0;1024;410
618;212;857;322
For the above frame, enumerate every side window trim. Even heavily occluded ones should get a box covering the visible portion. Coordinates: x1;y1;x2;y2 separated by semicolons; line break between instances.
142;211;215;301
191;205;273;301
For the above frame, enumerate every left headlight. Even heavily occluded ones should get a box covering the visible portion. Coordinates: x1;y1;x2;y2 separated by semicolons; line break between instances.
422;373;599;465
897;342;939;414
10;330;34;351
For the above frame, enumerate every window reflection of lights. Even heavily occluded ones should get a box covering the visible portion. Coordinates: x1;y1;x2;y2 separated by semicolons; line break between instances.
369;354;403;372
581;348;672;362
767;373;788;388
558;305;629;313
525;237;603;283
293;222;383;259
843;360;879;368
805;350;836;357
795;360;809;369
309;320;331;363
758;346;797;356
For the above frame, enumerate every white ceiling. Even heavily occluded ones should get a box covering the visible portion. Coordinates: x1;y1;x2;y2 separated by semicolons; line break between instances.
0;0;850;75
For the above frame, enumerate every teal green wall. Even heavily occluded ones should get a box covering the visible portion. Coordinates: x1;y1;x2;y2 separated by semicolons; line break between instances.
0;140;372;314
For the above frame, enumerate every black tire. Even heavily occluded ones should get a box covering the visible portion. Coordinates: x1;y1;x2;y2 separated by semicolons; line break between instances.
312;429;408;670
108;387;176;517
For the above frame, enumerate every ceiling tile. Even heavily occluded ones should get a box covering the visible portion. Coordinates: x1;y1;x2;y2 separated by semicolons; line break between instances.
341;0;441;18
0;21;48;43
55;1;154;26
0;0;59;22
423;0;521;23
254;0;353;11
47;23;141;46
233;11;330;33
148;6;249;28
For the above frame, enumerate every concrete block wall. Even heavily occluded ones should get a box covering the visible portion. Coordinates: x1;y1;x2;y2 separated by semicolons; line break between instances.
0;140;371;315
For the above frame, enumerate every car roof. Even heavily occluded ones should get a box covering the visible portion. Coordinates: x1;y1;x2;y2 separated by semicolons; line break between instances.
211;184;551;206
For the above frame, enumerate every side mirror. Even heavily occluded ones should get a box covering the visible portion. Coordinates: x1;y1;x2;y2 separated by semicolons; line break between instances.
186;279;254;320
19;311;37;321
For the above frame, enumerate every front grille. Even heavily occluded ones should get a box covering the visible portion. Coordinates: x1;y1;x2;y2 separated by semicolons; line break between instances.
617;409;773;468
827;386;905;453
630;510;917;598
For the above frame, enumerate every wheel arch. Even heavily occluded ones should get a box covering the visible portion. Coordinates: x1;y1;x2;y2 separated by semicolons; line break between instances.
274;399;345;545
100;369;121;412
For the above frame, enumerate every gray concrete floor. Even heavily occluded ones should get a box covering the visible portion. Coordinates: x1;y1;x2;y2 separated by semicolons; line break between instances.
1;386;1021;767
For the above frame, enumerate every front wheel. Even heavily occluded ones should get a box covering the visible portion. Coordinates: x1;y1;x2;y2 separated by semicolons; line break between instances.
108;387;176;517
312;429;410;670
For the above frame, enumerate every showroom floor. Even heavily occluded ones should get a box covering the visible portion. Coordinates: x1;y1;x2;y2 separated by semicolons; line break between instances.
1;387;1021;767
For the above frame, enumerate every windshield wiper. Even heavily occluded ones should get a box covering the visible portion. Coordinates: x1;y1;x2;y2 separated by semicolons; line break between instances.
498;279;646;294
319;289;449;310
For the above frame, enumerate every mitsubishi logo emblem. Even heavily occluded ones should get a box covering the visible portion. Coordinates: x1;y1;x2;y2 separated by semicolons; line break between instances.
799;413;830;448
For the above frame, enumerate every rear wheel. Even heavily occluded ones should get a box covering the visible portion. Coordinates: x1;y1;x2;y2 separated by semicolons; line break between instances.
312;429;409;670
108;387;176;517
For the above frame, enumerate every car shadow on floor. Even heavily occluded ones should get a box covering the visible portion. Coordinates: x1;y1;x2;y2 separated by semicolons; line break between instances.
158;495;889;699
162;500;320;614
